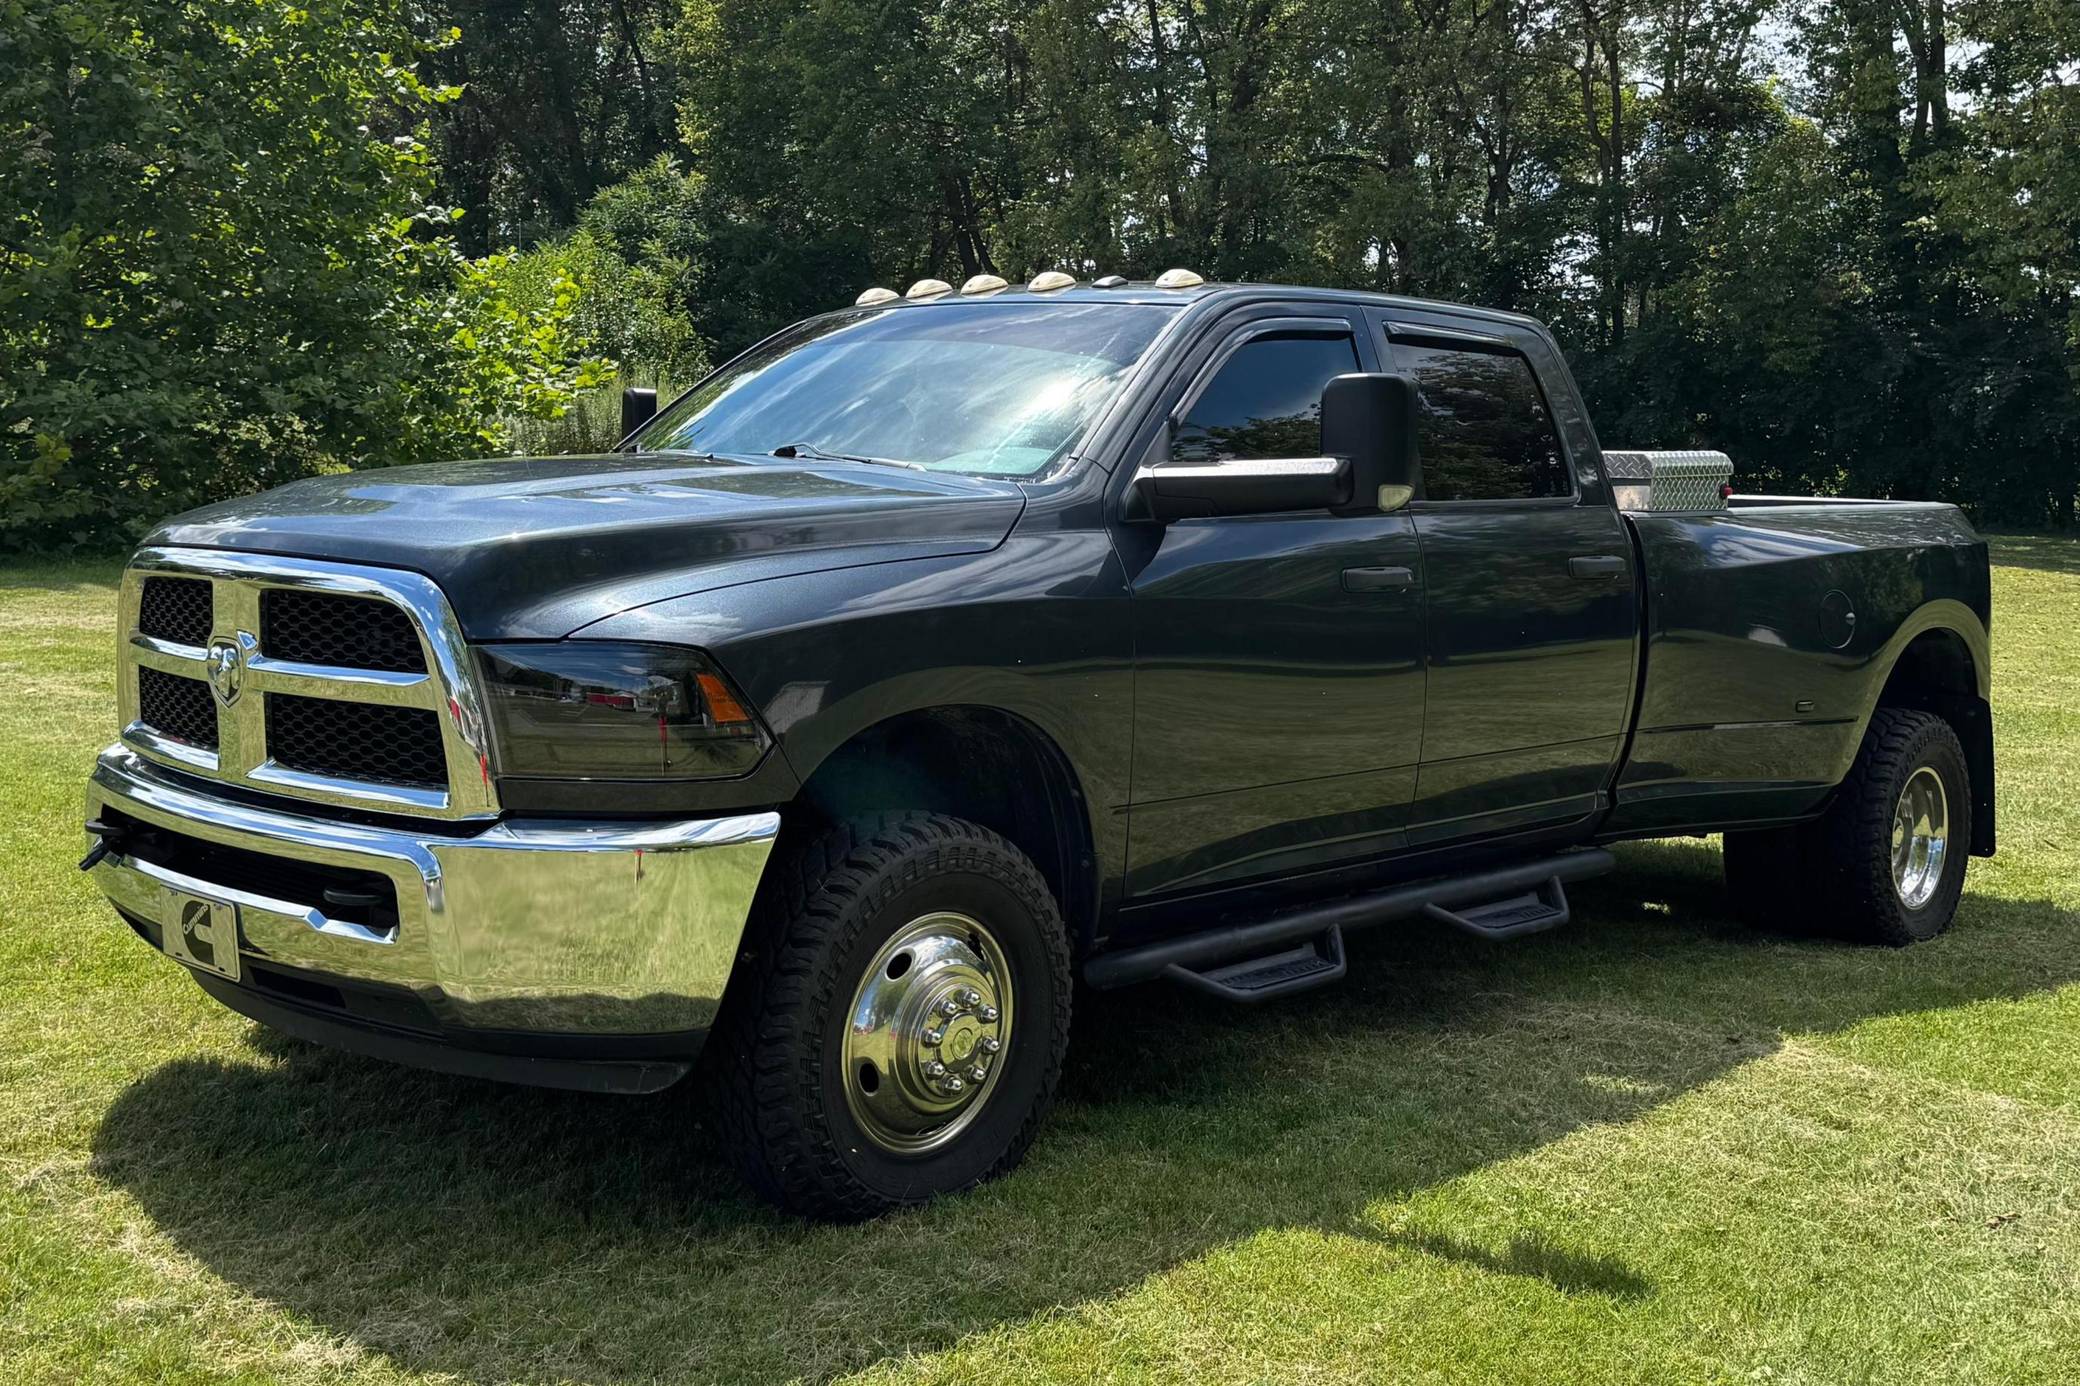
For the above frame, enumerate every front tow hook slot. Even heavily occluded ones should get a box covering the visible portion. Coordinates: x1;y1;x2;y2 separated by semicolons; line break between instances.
80;818;126;872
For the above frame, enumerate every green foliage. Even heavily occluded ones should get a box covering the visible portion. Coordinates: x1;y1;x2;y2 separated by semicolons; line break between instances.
0;0;603;550
425;0;680;253
603;0;2077;525
490;190;706;456
386;247;614;463
7;0;2078;534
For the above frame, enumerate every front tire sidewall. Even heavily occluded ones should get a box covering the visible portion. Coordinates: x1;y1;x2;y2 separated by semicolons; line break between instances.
819;865;1063;1203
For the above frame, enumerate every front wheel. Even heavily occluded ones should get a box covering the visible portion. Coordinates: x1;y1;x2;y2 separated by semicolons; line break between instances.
707;813;1072;1219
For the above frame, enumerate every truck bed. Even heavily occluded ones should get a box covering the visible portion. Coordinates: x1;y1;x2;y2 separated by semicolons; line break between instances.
1606;497;1991;838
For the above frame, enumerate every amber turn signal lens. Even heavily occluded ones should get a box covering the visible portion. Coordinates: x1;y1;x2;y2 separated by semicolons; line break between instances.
695;671;753;727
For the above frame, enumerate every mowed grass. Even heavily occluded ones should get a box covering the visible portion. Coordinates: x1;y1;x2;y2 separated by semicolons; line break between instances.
3;539;2078;1385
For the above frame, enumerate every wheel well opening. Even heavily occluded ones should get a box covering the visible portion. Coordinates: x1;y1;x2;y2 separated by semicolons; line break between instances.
1878;628;1995;855
789;708;1098;950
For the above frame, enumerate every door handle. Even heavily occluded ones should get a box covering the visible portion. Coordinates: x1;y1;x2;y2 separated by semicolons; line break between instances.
1567;555;1627;580
1343;565;1415;593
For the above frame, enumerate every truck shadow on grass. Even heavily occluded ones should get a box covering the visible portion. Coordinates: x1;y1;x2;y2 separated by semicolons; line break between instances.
90;840;2077;1384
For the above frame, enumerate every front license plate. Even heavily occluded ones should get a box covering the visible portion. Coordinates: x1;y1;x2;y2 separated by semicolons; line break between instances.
161;888;241;983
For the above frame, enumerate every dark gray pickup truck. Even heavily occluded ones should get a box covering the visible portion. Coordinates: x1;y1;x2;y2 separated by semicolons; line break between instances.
83;274;1994;1218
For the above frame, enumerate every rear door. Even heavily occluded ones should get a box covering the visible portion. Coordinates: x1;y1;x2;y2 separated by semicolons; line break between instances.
1118;305;1428;897
1376;313;1639;843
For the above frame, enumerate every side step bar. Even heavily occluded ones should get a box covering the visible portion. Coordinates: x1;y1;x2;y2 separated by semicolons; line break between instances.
1162;927;1348;1005
1424;874;1573;941
1084;848;1614;995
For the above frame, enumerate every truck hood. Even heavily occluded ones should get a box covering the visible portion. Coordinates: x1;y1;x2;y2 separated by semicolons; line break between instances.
148;453;1028;638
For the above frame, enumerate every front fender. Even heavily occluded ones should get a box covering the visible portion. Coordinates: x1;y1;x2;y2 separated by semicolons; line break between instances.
575;532;1135;856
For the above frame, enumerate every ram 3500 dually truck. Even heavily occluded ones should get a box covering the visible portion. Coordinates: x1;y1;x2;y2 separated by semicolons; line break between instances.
82;275;1994;1218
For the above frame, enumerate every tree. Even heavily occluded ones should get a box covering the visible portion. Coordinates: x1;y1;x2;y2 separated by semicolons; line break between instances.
0;0;600;550
424;0;681;253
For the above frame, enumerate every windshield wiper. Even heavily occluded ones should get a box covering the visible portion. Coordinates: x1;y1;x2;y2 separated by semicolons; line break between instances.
770;442;922;470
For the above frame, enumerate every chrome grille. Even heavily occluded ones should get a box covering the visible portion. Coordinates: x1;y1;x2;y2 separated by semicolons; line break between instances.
137;667;217;749
138;577;212;647
266;693;446;788
261;589;427;673
117;548;499;820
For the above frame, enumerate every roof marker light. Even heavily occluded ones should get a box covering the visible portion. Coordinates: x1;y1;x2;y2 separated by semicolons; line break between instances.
1027;271;1077;292
906;278;953;299
960;273;1009;295
1154;267;1205;289
855;286;898;306
1092;275;1127;288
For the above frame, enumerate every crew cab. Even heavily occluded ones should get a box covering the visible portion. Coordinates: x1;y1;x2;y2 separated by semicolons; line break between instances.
82;274;1994;1218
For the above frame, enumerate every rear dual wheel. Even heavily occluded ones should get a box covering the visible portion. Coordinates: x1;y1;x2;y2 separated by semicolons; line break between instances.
1724;707;1971;945
707;813;1071;1220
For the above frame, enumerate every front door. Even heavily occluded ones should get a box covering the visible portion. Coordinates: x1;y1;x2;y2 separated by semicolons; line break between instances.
1119;308;1428;897
1381;314;1640;843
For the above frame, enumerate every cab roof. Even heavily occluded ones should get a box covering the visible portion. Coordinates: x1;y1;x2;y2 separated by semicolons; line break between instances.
842;278;1548;336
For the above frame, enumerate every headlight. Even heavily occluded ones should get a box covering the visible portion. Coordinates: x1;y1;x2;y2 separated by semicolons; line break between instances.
476;642;769;780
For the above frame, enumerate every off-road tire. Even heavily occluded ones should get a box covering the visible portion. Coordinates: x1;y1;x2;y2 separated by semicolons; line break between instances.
1812;708;1971;944
706;812;1072;1219
1724;708;1970;946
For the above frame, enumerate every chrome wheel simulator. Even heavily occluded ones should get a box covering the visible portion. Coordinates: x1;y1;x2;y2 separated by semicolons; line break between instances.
842;912;1014;1155
1891;764;1950;909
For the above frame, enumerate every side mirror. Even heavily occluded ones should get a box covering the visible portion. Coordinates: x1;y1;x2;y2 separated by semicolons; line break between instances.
1126;373;1421;523
1322;373;1420;514
619;387;658;442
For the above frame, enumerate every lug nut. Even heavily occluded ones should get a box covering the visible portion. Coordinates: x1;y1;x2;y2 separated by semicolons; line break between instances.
943;1076;965;1094
923;1060;945;1077
960;988;981;1006
923;1027;945;1046
969;1066;987;1082
940;998;960;1017
979;1006;999;1023
980;1036;1001;1054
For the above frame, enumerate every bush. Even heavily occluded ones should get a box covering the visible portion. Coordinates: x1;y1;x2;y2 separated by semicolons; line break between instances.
0;0;602;550
496;224;702;455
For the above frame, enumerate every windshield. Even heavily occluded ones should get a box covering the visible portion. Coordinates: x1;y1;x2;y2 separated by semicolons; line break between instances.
637;301;1179;477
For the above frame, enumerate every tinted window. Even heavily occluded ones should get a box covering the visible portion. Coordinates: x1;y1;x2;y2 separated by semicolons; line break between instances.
1396;341;1570;500
1173;331;1359;463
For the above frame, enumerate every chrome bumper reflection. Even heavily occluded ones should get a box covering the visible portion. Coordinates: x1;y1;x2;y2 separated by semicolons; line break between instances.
85;746;779;1035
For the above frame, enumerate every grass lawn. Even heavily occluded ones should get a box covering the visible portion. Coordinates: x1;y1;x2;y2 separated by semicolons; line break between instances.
3;538;2078;1385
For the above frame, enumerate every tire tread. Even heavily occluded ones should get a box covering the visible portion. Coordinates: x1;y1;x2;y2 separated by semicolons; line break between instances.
706;811;1070;1219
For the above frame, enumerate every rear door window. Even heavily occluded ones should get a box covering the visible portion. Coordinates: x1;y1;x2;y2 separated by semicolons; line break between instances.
1393;340;1571;501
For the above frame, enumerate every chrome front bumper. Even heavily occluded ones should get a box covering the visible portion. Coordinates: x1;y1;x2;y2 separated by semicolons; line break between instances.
85;746;779;1042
